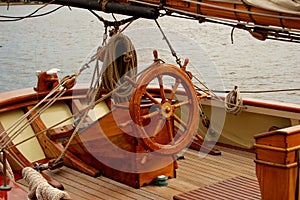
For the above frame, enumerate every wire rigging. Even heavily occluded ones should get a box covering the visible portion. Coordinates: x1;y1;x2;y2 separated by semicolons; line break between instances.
162;7;300;43
0;3;64;22
211;88;300;94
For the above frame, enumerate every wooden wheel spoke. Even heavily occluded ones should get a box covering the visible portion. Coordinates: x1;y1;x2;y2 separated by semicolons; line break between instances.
141;110;160;120
145;91;160;104
157;75;166;102
173;100;191;109
166;118;174;143
168;79;181;101
173;114;188;130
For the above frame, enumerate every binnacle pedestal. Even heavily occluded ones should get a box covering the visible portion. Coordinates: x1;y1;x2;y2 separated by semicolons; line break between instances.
67;61;199;188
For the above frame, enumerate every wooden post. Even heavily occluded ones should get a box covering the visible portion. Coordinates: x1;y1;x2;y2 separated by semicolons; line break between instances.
254;125;300;200
0;150;12;191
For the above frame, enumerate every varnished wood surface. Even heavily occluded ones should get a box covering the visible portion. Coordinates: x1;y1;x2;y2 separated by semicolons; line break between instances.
17;146;257;200
173;176;261;200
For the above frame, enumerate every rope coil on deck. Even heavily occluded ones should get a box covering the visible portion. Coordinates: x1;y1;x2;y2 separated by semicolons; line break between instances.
22;167;71;200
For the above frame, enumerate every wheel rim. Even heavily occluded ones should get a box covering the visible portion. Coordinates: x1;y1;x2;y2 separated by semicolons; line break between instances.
129;62;199;155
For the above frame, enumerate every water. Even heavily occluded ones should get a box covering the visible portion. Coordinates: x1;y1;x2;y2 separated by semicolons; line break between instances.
0;5;299;104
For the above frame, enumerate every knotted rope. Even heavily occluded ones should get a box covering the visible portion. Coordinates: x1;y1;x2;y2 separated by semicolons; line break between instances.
22;167;71;200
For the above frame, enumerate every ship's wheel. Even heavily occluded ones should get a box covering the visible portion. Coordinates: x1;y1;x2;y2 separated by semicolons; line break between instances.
128;61;199;155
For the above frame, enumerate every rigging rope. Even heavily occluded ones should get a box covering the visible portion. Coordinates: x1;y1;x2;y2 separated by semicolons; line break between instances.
53;29;140;164
0;85;64;149
155;19;182;67
0;65;87;150
53;109;90;165
52;62;150;166
0;15;139;165
0;84;66;149
154;16;229;129
0;11;141;177
86;11;138;103
0;1;64;22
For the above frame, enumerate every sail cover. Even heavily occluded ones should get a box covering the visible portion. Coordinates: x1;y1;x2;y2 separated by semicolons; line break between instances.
243;0;300;15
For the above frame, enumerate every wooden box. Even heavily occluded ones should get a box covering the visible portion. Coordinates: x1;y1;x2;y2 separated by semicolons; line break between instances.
254;125;300;200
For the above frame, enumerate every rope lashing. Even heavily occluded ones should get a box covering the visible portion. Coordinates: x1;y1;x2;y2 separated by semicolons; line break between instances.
225;86;243;115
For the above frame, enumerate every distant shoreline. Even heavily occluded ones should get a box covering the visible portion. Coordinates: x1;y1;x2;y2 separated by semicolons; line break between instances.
0;2;43;6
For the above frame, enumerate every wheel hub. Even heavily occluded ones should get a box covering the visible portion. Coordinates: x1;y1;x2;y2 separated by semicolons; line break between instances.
161;102;173;118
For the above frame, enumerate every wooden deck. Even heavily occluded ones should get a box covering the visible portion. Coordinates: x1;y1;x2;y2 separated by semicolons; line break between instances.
17;146;258;200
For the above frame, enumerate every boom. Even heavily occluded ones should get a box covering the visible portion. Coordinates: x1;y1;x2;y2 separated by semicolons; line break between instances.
35;0;300;42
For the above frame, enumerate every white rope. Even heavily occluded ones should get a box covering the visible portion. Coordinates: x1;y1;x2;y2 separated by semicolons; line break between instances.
225;86;243;115
1;89;67;149
22;167;71;200
86;46;103;103
0;63;90;150
0;83;61;145
99;33;137;103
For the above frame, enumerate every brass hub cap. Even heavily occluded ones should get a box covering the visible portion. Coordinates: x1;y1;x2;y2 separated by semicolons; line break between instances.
161;102;173;118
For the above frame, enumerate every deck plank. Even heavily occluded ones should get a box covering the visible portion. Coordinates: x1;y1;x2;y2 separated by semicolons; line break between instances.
173;176;261;200
17;146;258;200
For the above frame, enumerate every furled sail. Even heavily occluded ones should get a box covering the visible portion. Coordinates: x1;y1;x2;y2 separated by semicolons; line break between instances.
243;0;300;15
36;0;300;29
152;0;300;29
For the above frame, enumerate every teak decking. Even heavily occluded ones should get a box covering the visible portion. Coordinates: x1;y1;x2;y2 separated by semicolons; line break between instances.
17;146;258;200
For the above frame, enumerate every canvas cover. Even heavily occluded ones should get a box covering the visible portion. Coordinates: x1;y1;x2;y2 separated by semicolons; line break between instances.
243;0;300;15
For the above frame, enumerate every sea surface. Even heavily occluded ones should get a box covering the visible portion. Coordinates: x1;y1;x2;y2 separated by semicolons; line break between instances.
0;5;299;104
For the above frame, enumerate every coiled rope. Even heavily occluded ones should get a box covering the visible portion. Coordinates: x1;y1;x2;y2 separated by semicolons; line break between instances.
95;33;138;103
22;167;71;200
225;86;243;115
